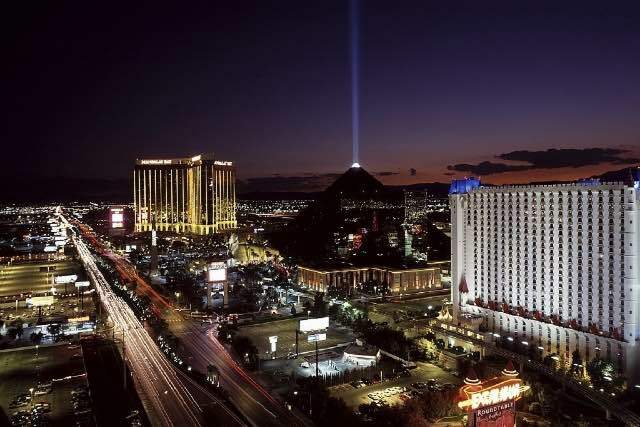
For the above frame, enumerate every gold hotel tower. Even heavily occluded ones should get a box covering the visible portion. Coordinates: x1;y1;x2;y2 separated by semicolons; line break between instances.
133;154;236;234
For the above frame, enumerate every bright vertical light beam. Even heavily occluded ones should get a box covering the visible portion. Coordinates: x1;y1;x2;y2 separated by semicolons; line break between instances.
351;0;359;166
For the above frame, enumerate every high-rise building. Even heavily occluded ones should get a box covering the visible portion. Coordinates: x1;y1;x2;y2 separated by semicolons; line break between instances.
133;154;236;234
404;190;428;225
450;176;640;380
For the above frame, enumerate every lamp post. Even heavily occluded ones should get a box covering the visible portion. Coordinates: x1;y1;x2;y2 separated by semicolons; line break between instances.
34;344;40;383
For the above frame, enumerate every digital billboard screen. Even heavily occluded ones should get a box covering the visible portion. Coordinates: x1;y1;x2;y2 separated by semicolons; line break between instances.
299;317;329;332
26;296;55;307
110;207;124;229
208;263;227;282
54;274;77;284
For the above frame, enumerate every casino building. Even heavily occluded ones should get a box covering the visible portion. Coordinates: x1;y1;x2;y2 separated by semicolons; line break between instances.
133;154;236;234
450;174;640;381
297;263;442;295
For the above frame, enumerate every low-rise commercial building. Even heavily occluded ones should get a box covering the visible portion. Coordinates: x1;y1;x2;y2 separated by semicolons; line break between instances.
298;263;442;295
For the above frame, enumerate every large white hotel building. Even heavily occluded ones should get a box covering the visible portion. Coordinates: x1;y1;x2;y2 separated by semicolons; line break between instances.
450;173;640;380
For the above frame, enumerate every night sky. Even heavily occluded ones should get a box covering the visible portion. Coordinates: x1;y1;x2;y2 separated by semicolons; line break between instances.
4;1;640;193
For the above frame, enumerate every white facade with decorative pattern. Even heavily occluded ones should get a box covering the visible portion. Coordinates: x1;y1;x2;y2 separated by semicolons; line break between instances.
449;176;640;382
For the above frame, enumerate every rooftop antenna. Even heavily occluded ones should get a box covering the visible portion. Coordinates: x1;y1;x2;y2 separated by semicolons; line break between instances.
351;0;360;169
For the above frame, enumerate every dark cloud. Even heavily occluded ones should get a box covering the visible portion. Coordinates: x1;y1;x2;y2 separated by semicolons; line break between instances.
447;161;530;176
409;168;417;176
373;171;399;177
447;147;640;176
443;172;455;176
244;173;340;192
498;148;639;168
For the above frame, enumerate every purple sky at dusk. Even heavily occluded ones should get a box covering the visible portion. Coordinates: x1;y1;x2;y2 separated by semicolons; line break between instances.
3;1;640;192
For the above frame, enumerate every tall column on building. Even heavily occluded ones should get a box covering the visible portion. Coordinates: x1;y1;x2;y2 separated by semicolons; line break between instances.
449;178;481;320
450;193;465;319
623;182;639;378
150;228;159;276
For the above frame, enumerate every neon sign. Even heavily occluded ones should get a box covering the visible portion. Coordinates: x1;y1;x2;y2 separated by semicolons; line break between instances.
459;363;529;427
140;159;172;165
470;383;520;409
459;379;526;410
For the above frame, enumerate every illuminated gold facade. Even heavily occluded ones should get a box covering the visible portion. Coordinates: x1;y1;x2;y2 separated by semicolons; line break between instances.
298;265;442;295
133;154;236;234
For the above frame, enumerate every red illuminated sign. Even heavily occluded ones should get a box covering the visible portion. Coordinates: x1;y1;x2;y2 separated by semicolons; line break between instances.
458;362;529;427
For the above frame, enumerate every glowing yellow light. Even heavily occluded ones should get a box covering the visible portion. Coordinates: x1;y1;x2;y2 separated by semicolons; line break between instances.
458;382;529;410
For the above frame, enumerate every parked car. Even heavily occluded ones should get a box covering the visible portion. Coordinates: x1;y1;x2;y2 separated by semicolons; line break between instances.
34;389;51;396
33;402;51;413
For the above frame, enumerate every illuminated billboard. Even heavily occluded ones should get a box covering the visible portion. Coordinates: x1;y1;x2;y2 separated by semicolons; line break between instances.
110;207;124;229
207;262;227;282
54;274;77;284
26;296;55;307
299;316;329;333
140;159;172;165
458;362;529;427
307;333;327;342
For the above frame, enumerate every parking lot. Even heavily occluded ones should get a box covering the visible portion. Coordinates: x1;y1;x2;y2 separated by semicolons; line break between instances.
260;348;367;381
367;294;447;325
328;361;460;409
0;343;91;426
0;259;96;348
236;317;354;357
0;260;82;298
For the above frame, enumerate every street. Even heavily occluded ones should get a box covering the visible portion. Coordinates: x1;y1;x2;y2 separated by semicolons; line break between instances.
62;211;243;427
67;212;308;426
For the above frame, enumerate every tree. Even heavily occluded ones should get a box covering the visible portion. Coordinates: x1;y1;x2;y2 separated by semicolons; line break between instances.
302;300;312;314
570;350;583;378
6;328;19;340
231;336;259;369
356;322;411;357
327;303;340;320
47;323;62;340
402;399;430;427
15;323;24;339
30;331;43;345
416;337;438;360
418;390;459;420
312;292;326;316
586;358;622;393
